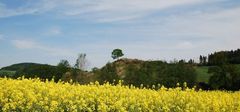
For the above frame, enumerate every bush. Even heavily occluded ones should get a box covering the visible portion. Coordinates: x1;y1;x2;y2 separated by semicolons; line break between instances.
208;64;240;90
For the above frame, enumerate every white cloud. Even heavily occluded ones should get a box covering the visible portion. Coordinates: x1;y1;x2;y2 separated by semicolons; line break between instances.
113;6;240;49
56;0;222;22
167;7;240;38
11;39;75;56
0;0;217;22
172;7;239;53
75;6;240;65
2;0;240;68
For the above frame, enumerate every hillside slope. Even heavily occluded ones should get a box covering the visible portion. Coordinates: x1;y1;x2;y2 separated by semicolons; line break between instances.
1;63;54;71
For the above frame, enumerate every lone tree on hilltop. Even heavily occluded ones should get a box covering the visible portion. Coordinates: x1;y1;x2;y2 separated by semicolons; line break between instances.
111;49;124;60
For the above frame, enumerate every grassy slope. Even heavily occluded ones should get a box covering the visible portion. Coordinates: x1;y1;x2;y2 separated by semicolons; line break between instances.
195;64;240;83
195;66;212;83
237;64;240;72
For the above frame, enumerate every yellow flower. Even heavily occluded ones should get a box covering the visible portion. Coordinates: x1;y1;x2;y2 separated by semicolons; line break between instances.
0;78;240;111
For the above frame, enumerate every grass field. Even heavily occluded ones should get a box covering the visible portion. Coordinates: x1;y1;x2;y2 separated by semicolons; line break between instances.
195;66;212;83
195;64;240;83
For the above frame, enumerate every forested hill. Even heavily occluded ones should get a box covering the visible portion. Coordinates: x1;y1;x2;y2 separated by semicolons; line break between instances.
1;63;54;71
0;63;64;80
95;58;197;88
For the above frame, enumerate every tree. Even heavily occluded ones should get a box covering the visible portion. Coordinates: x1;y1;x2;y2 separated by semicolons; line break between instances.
56;60;71;80
208;52;228;65
179;59;186;64
208;66;230;90
188;59;194;64
57;60;71;68
74;53;87;70
208;49;240;65
199;55;203;65
111;49;124;60
208;64;240;90
203;56;207;65
123;61;197;88
97;63;119;84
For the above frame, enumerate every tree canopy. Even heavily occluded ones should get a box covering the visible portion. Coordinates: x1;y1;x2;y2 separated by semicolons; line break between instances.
111;49;124;60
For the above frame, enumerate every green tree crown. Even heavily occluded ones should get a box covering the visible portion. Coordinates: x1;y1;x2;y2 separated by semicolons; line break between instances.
111;49;124;60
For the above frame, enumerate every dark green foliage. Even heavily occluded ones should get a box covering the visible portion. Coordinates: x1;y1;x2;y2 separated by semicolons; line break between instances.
111;49;124;60
96;63;119;84
14;64;59;81
166;63;197;87
58;60;71;68
2;63;68;82
188;59;195;64
1;63;43;71
123;61;197;88
208;64;240;90
198;49;240;90
123;64;146;86
208;52;228;66
56;60;71;80
94;59;197;88
208;49;240;65
0;70;16;77
199;55;207;65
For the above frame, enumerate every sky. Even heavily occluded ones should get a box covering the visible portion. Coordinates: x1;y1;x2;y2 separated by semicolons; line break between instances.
0;0;240;69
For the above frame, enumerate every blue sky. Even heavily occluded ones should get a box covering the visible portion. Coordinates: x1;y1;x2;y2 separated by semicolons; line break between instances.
0;0;240;69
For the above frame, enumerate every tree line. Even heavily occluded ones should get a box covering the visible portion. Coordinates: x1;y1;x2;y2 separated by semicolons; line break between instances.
199;49;240;66
1;48;240;90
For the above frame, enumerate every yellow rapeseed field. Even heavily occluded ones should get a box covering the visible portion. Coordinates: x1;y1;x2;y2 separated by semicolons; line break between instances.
0;78;240;112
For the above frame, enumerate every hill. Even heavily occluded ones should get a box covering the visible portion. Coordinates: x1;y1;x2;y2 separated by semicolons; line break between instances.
104;58;212;83
96;58;197;87
0;63;64;80
0;63;47;77
1;63;54;71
